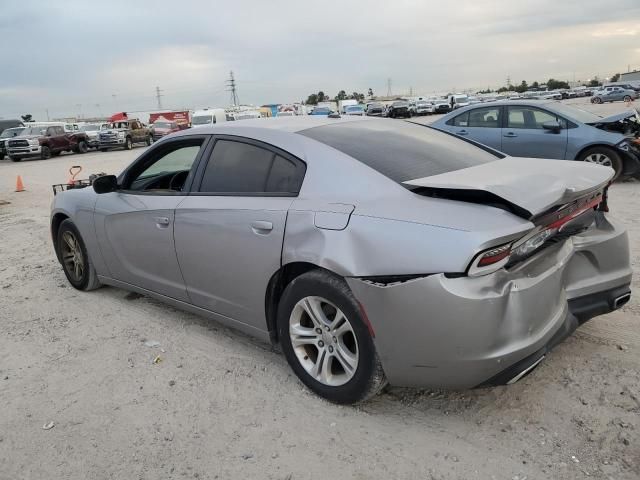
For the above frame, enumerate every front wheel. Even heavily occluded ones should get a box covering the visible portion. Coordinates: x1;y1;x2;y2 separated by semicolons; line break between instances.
277;270;387;404
146;135;152;146
41;146;51;160
57;219;101;291
623;95;632;103
578;146;623;180
125;137;132;150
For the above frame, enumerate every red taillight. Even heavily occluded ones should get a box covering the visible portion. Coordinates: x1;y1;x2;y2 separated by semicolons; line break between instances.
477;244;512;267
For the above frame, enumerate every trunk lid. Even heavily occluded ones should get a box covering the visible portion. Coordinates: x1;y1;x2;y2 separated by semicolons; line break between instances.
403;157;613;219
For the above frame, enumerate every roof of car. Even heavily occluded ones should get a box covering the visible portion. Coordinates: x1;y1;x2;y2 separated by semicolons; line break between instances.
176;115;375;135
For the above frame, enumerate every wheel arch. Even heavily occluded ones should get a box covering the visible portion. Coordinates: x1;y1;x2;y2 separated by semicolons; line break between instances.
51;211;70;261
574;143;617;161
265;261;340;345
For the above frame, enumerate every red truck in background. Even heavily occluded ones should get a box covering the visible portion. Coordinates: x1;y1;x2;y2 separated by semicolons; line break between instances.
148;111;191;141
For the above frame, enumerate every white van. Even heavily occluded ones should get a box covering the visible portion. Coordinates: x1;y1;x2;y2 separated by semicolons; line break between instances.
447;94;471;109
191;108;227;127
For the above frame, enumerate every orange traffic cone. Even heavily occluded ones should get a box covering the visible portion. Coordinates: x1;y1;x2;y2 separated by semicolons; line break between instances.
15;175;25;192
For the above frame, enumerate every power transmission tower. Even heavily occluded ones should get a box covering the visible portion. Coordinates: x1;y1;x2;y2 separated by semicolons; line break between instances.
506;75;511;88
386;78;392;96
409;86;413;96
155;86;164;110
226;71;239;107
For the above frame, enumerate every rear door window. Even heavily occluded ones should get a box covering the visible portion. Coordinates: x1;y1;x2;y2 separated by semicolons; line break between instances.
198;139;305;194
447;112;469;127
467;107;500;128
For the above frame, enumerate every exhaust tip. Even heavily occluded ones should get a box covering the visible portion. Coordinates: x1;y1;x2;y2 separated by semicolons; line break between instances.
612;293;631;310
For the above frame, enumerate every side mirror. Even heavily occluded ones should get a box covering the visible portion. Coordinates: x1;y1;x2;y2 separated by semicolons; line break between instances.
93;175;118;194
542;121;562;133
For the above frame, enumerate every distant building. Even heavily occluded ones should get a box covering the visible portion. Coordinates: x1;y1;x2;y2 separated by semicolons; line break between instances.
620;71;640;82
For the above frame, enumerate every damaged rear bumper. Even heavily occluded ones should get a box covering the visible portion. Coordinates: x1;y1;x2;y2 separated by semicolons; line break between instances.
346;213;632;389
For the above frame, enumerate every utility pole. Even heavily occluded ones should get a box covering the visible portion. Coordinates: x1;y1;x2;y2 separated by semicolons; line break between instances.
409;86;413;96
386;78;392;97
45;109;50;121
155;86;164;110
226;71;239;108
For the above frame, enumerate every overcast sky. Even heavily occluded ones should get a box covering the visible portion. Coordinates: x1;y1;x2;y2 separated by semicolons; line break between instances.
2;0;639;120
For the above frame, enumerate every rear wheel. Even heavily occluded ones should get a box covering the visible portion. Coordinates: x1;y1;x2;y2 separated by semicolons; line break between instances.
146;135;152;146
578;146;623;180
57;219;101;291
76;140;88;153
277;270;387;404
623;95;632;103
41;146;51;160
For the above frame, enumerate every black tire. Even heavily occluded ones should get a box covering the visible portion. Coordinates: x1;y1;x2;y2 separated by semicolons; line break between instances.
277;269;387;404
10;156;20;162
41;146;51;160
76;140;88;153
125;137;133;150
623;95;632;103
56;219;101;291
577;146;623;180
0;153;4;160
100;148;108;152
594;97;603;104
146;135;152;146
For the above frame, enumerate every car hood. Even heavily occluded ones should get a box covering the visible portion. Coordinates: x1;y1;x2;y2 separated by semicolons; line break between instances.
11;135;41;141
101;129;126;134
404;157;613;219
586;109;639;125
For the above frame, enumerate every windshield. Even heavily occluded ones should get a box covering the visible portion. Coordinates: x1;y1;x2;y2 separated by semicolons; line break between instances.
346;106;364;112
313;107;331;113
548;102;602;123
416;101;429;106
80;125;99;131
0;127;25;138
277;111;294;116
455;96;469;103
153;122;172;129
300;121;501;184
21;127;47;136
192;115;213;125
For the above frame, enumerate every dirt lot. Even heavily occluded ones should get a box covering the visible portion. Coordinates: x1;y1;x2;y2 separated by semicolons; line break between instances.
1;102;639;480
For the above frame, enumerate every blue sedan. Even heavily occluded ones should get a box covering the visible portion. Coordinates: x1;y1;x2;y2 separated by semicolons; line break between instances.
430;101;640;179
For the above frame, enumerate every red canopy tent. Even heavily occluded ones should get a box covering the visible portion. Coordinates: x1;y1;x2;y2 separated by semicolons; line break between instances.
108;112;128;122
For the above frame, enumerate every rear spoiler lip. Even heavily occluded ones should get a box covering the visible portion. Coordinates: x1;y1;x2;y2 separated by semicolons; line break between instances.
408;186;532;220
408;183;607;223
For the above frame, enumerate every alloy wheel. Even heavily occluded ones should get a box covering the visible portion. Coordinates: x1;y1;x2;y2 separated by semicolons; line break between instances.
61;231;84;282
289;296;359;387
584;152;612;167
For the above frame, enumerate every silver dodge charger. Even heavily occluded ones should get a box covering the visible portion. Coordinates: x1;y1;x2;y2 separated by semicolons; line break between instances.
51;117;632;404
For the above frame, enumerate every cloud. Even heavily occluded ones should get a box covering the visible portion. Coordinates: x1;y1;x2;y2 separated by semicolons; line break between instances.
1;0;639;120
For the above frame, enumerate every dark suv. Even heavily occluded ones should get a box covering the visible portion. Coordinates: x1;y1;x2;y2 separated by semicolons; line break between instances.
386;101;411;119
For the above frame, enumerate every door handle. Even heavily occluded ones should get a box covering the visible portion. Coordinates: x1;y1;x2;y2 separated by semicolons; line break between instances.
456;130;468;136
154;216;170;228
251;221;273;234
504;132;518;138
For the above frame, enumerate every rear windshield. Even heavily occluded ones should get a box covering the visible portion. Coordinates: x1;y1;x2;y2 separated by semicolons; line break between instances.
299;120;502;183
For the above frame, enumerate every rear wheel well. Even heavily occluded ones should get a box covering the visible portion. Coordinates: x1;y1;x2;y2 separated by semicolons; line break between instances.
265;262;324;344
51;213;69;259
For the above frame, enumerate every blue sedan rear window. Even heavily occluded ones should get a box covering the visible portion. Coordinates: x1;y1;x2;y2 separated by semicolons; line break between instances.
299;120;502;183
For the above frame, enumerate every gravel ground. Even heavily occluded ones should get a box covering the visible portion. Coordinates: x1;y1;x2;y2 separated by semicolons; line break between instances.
1;101;639;479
